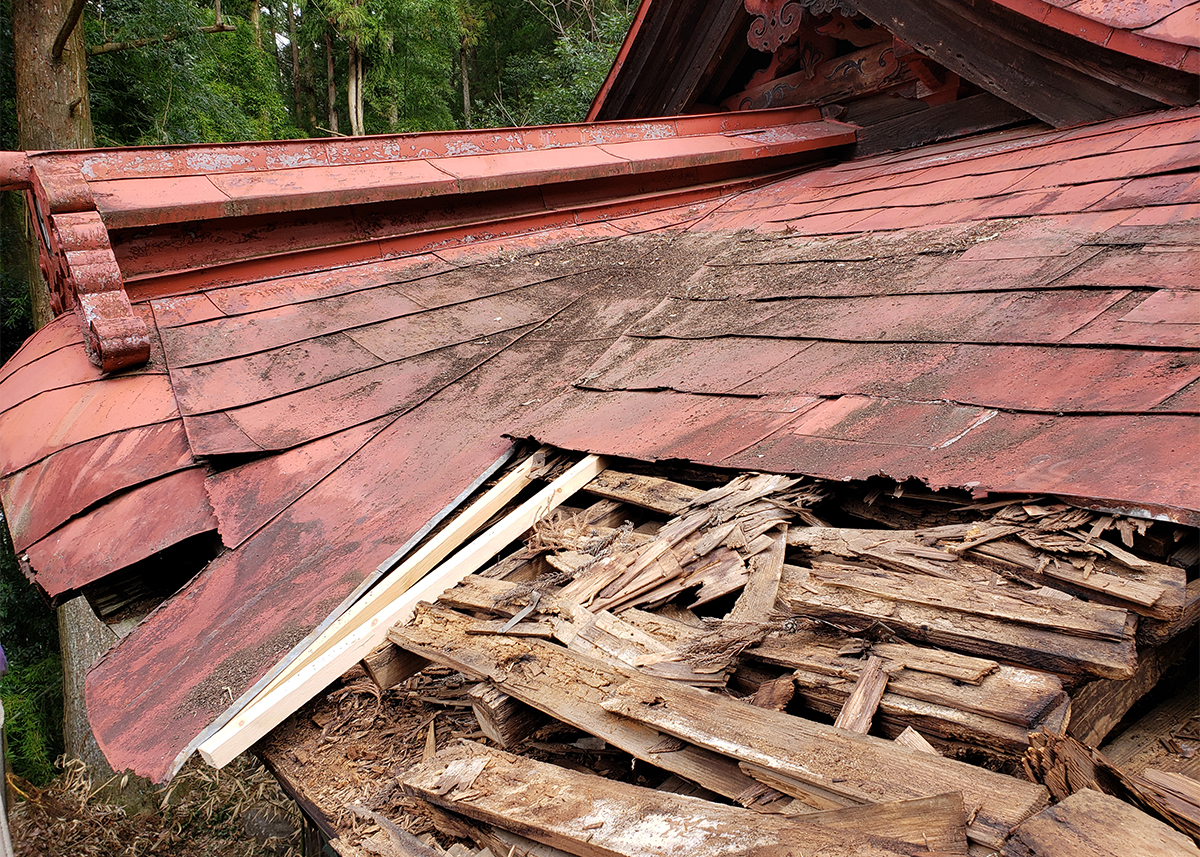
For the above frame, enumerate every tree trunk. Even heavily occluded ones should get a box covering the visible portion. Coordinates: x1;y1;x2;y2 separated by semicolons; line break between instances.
250;1;262;47
356;49;365;134
325;29;338;135
12;0;94;327
460;44;471;128
347;42;364;136
287;1;302;127
347;43;358;135
12;1;153;807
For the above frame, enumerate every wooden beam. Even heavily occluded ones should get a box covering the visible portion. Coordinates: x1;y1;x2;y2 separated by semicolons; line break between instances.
583;469;702;515
403;742;918;857
852;0;1180;127
197;454;607;769
595;666;1049;849
1001;788;1200;857
362;642;429;691
394;604;1047;849
854;93;1032;158
780;564;1136;679
390;603;762;801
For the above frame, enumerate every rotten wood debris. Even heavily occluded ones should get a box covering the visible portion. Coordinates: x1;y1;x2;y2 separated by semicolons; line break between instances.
257;447;1199;857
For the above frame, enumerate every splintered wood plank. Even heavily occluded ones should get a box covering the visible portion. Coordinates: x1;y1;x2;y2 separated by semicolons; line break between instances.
753;640;1062;728
467;683;547;749
780;565;1137;679
438;575;725;687
1136;770;1200;840
805;564;1131;642
403;742;916;857
1000;788;1200;857
362;643;430;691
596;662;1048;849
727;525;786;623
389;603;760;801
789;666;1043;755
1069;634;1191;747
583;469;703;515
894;727;940;756
969;539;1184;621
833;655;888;734
791;793;968;854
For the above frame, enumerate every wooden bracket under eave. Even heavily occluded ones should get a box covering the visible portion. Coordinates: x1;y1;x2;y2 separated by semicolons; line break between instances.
28;160;149;372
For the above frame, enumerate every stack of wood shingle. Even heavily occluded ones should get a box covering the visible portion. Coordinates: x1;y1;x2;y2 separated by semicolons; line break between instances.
268;450;1200;857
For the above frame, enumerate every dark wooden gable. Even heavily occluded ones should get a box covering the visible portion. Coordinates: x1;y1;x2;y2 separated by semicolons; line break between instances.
592;0;1198;140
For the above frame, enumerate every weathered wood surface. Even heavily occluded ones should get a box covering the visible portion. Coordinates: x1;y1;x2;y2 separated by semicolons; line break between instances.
437;575;726;686
854;93;1031;158
1136;769;1200;840
1001;788;1200;857
583;469;702;515
969;538;1184;622
1102;672;1200;774
894;726;940;756
779;564;1137;679
727;525;786;623
750;632;1064;726
1069;634;1191;747
833;654;887;734
595;668;1048;848
403;742;919;857
467;683;546;750
789;792;968;854
362;642;430;691
790;666;1046;754
390;603;760;801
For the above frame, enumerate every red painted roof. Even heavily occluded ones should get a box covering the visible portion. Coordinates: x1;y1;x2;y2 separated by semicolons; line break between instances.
0;104;1197;782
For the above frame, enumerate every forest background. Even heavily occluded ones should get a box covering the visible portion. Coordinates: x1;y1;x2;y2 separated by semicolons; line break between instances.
0;0;634;786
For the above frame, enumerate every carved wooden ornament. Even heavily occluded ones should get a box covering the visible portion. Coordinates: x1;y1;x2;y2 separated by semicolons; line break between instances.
745;0;805;52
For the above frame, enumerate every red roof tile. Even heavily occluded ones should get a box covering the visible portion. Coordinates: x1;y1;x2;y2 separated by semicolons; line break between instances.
0;104;1196;784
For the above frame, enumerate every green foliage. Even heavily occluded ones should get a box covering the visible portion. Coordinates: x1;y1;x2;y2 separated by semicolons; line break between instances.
476;5;632;127
0;518;63;786
87;2;298;145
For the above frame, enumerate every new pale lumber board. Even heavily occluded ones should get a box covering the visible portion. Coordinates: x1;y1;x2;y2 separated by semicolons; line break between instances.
403;742;917;857
244;448;548;703
197;454;607;768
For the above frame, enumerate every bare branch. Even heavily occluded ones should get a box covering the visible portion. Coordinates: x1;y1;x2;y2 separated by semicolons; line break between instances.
87;23;235;57
51;0;87;63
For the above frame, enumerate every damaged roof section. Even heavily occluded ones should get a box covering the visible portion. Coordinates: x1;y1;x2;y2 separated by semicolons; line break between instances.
0;100;1196;785
259;456;1197;855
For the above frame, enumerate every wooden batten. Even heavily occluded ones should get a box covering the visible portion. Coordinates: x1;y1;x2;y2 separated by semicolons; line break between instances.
197;453;607;768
